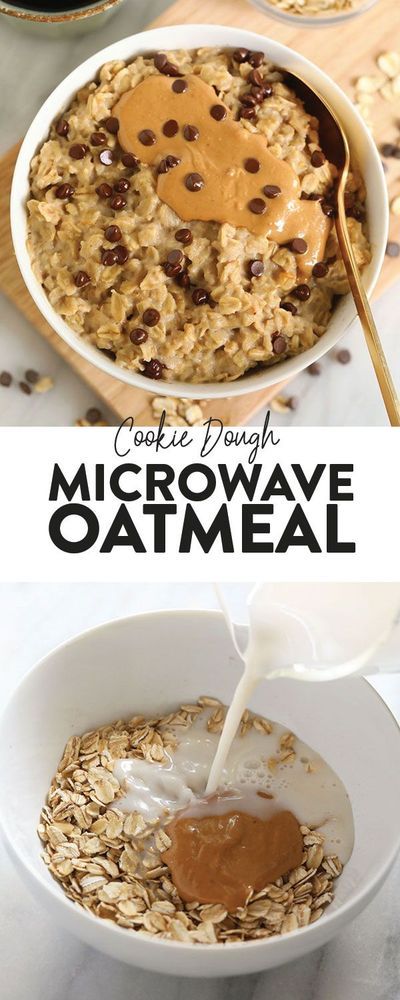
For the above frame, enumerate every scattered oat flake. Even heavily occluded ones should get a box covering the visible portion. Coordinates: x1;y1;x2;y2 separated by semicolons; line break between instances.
377;52;400;79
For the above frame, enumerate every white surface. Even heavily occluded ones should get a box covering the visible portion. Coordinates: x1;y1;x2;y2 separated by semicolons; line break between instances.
0;583;399;996
0;2;399;424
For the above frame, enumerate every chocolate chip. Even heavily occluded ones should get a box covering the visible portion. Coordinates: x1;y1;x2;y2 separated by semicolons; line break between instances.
192;288;209;305
293;283;311;301
130;327;148;345
86;407;102;424
249;51;264;67
69;143;88;160
175;228;192;245
244;157;260;173
100;348;116;361
104;116;119;134
158;155;181;174
114;178;130;193
96;183;113;199
263;184;281;199
185;172;204;192
163;119;179;137
308;362;321;376
312;261;329;278
104;225;121;243
381;142;397;157
321;201;335;218
116;245;130;264
56;119;69;137
172;79;188;93
141;358;164;379
239;106;256;120
0;371;12;387
248;197;266;215
164;261;183;277
210;104;227;121
143;308;160;326
289;238;308;255
272;334;287;355
233;48;250;63
121;152;140;170
110;194;127;210
336;348;351;364
262;82;273;98
248;68;263;86
311;149;326;168
91;132;107;146
393;147;400;159
55;183;74;199
167;249;184;265
240;93;258;107
154;52;168;71
160;62;183;78
99;149;115;166
24;369;38;385
386;241;400;257
75;270;90;287
19;381;32;395
101;248;119;266
139;129;157;146
183;124;199;141
280;301;297;315
251;87;265;102
249;259;264;277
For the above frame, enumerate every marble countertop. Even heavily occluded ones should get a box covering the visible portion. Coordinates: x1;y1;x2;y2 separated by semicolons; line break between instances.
0;1;400;426
1;582;400;1000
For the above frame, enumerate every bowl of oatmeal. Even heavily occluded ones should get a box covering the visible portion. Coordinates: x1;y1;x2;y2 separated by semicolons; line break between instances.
1;609;399;975
11;25;387;398
255;0;380;27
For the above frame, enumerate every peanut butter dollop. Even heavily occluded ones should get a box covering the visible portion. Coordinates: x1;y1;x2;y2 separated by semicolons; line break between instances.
162;808;303;911
114;74;331;275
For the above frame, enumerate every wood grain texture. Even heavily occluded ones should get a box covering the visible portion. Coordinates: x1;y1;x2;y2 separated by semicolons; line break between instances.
1;0;398;423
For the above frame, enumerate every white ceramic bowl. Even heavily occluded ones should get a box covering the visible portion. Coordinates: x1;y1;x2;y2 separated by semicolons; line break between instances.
11;24;387;400
1;609;399;976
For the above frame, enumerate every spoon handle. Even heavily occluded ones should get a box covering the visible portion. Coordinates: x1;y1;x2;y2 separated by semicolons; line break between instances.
336;201;400;426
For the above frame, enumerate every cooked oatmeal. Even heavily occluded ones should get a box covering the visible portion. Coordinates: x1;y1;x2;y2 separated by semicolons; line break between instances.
27;47;370;384
38;698;345;942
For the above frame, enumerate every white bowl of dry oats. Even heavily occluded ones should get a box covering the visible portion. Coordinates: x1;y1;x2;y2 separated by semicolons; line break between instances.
254;0;380;28
1;609;399;975
11;24;387;399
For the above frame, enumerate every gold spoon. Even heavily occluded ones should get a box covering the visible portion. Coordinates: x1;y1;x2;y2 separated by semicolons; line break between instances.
285;70;400;426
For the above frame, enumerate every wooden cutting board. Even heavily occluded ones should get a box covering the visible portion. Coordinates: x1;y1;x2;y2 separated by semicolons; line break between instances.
0;0;399;424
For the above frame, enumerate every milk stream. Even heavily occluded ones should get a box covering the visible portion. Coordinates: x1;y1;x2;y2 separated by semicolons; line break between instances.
205;583;400;794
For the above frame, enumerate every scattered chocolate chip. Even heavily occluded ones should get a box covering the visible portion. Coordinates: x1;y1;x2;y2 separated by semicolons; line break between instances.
130;327;148;345
185;172;204;192
248;197;266;215
293;284;311;301
312;261;329;278
167;249;184;265
336;348;351;364
25;369;39;384
99;148;115;166
210;104;227;121
249;259;264;277
105;225;122;242
96;183;113;199
56;118;69;137
289;238;308;255
75;270;90;287
55;183;74;199
121;152;140;170
263;184;281;199
163;119;179;137
154;52;168;71
101;248;119;266
158;155;181;174
143;308;160;326
233;48;249;63
110;194;127;210
175;228;192;245
244;157;260;173
19;381;32;395
86;406;102;424
239;106;256;120
69;143;88;160
192;288;209;305
104;116;119;134
141;358;164;379
114;178;130;193
308;362;321;376
280;301;297;315
139;129;157;146
311;149;326;168
248;68;263;86
249;51;264;67
91;132;107;146
183;124;199;142
0;371;12;387
115;245;129;264
272;334;287;355
386;241;400;257
172;78;188;93
381;142;397;157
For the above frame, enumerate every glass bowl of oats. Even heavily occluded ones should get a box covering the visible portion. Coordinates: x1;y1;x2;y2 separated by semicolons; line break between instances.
255;0;380;27
1;608;399;975
11;24;387;399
